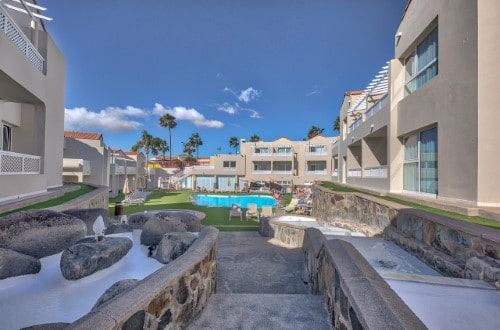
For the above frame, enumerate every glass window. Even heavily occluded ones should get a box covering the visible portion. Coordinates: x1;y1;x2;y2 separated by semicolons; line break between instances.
255;148;268;154
223;161;236;168
2;124;12;151
403;127;438;194
405;27;438;95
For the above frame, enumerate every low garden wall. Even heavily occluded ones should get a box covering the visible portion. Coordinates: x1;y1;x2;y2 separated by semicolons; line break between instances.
68;226;219;330
259;219;425;329
311;185;500;287
48;185;109;212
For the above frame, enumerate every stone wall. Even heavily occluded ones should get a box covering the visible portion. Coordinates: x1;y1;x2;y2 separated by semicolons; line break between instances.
48;185;109;212
311;185;500;286
260;222;425;329
67;226;219;330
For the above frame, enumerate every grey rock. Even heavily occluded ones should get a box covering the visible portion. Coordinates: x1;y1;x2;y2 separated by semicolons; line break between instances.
0;210;87;258
0;248;41;279
21;322;70;330
140;216;187;246
155;232;197;264
91;279;139;311
128;212;156;229
62;208;110;235
155;211;203;232
105;223;133;235
60;237;132;280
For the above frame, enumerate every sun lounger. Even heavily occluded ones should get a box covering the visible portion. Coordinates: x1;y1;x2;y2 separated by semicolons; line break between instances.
261;205;274;218
246;203;259;220
229;204;243;221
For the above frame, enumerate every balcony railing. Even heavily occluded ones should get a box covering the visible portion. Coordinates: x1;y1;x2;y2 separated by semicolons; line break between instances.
347;168;362;177
332;169;338;177
63;158;91;175
348;93;389;134
127;166;137;175
364;165;388;178
0;150;41;175
272;170;292;175
115;165;126;175
305;151;327;157
305;170;327;175
365;94;388;120
0;7;44;73
252;170;272;174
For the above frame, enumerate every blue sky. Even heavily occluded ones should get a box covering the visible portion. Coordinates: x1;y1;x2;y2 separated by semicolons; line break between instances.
40;0;406;157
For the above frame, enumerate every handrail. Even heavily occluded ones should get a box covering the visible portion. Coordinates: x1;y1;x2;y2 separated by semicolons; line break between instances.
0;7;44;73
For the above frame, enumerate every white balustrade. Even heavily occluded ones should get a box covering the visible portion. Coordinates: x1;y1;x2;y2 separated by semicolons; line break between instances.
364;165;388;178
0;150;41;175
305;170;327;175
347;168;362;177
365;94;388;119
0;7;44;73
332;169;339;177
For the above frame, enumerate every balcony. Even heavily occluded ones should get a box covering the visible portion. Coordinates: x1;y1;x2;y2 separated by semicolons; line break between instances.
347;168;362;177
0;150;41;175
332;169;338;177
365;94;388;120
63;158;91;175
305;170;327;175
252;170;272;174
127;166;137;175
364;165;388;178
115;165;126;175
0;7;44;73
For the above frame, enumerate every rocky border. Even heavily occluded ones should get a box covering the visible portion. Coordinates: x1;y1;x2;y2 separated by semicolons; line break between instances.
67;226;218;330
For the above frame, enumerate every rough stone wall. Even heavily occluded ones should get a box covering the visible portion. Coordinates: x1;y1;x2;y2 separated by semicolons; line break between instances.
259;218;305;248
312;185;500;286
67;226;219;330
48;185;109;212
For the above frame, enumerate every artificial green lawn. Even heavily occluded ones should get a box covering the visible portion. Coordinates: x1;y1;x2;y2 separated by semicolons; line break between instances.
0;184;95;217
320;181;500;230
109;190;261;231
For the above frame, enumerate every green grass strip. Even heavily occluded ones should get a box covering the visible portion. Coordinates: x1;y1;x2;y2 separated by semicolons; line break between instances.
319;181;500;230
0;184;95;217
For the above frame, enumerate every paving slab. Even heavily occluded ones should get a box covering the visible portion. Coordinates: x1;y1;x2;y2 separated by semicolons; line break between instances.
188;293;332;330
216;232;308;294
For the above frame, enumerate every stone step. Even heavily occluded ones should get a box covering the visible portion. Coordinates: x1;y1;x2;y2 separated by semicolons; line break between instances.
188;293;332;330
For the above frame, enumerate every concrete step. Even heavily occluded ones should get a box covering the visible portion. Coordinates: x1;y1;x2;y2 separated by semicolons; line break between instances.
188;293;332;330
216;232;308;294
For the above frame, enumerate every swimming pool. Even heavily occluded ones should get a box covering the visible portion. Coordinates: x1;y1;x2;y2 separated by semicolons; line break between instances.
193;194;276;208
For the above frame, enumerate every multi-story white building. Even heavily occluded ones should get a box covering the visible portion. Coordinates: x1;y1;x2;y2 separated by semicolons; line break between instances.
108;149;146;197
63;131;110;186
333;0;500;207
0;1;65;202
176;135;337;191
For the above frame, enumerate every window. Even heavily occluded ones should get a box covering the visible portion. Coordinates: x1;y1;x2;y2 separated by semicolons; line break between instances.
307;161;326;171
276;147;291;155
308;145;325;153
2;124;12;151
273;162;291;171
403;127;438;194
405;27;438;95
223;161;236;169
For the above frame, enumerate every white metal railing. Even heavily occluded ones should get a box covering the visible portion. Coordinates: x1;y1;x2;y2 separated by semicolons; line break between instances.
348;119;362;133
347;168;362;177
0;150;40;175
305;170;327;175
305;151;327;157
223;167;237;171
252;170;272;174
127;166;137;175
365;94;388;120
364;165;388;178
273;170;292;175
252;152;271;156
332;169;338;177
0;7;44;73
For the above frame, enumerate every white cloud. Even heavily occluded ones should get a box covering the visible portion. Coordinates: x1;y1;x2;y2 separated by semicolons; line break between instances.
223;87;237;95
216;102;237;115
154;103;224;128
306;86;321;97
64;106;145;133
238;87;261;103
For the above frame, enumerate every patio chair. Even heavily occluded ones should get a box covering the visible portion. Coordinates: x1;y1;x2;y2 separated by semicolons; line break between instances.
122;191;145;205
229;204;243;221
284;198;299;212
260;205;275;218
246;203;259;220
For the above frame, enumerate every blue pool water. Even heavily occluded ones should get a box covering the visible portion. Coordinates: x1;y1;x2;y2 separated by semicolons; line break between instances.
193;194;276;208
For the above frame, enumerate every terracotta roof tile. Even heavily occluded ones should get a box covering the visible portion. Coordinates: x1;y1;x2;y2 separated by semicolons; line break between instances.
64;131;102;140
344;91;364;96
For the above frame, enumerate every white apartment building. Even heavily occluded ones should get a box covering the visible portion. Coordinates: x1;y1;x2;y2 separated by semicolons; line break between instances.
176;135;337;191
63;131;110;186
333;0;500;207
0;1;65;202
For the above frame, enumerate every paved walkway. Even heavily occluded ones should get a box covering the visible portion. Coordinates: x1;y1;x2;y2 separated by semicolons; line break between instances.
188;232;332;329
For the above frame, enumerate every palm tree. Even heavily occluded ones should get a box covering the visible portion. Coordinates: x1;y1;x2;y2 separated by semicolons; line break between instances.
229;136;239;154
159;113;177;161
182;141;195;156
307;126;324;139
152;137;168;165
188;133;203;160
333;115;340;133
131;130;153;188
250;134;260;142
